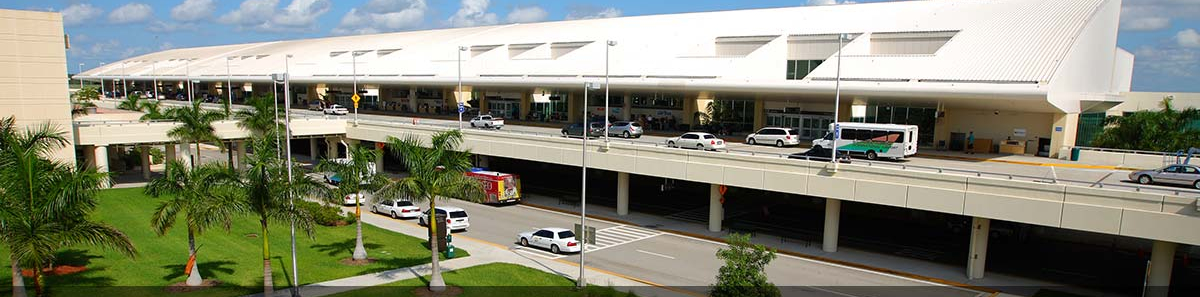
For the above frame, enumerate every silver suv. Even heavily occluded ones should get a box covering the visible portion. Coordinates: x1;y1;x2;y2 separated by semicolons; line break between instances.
607;121;644;138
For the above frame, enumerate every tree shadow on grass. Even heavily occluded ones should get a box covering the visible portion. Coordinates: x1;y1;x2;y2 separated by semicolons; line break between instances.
156;261;237;281
309;238;384;258
52;249;104;267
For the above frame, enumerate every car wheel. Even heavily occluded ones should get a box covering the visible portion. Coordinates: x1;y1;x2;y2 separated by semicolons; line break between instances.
697;144;705;150
562;131;568;137
866;151;878;160
520;238;529;247
418;217;426;226
668;141;675;148
471;123;476;128
371;206;377;213
623;131;631;138
391;211;398;219
776;140;784;148
551;244;560;254
748;138;756;145
1138;175;1152;185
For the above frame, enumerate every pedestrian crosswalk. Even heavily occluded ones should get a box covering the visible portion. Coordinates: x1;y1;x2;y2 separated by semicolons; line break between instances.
513;225;663;259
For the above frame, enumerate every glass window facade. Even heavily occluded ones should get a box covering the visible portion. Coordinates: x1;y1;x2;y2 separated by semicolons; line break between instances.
530;91;569;122
415;87;443;99
631;92;684;110
767;110;833;140
786;60;824;80
710;97;756;134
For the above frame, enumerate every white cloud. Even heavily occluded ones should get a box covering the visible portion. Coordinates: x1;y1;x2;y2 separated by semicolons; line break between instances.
171;0;216;22
1134;45;1198;78
159;42;176;51
108;3;154;24
60;3;103;26
1121;0;1200;32
564;6;621;20
506;5;547;23
332;0;428;35
148;20;197;32
220;0;331;32
1178;29;1200;48
446;0;498;27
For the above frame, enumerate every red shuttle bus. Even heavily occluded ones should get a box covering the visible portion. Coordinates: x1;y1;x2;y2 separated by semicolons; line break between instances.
465;170;522;204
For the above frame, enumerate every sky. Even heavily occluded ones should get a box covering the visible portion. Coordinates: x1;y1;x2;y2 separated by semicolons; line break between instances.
3;0;1199;92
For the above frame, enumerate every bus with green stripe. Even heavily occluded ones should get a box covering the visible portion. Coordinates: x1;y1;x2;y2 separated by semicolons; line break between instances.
811;123;918;160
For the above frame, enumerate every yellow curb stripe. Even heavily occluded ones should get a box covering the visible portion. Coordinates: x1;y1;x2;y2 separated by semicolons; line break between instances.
549;258;708;297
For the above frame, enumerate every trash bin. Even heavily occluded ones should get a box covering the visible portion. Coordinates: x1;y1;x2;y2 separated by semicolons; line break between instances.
1070;147;1081;161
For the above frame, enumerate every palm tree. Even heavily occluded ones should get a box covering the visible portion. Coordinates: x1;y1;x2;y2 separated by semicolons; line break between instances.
0;118;137;297
315;145;389;261
71;86;100;116
145;160;242;287
1093;97;1200;152
234;136;323;294
234;94;280;136
377;130;485;292
116;93;145;111
139;100;169;121
165;100;226;168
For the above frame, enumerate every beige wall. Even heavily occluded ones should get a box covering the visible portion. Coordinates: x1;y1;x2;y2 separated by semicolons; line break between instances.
0;9;74;163
1110;92;1200;115
936;107;1054;153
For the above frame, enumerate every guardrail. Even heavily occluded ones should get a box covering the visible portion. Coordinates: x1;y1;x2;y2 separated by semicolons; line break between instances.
1074;146;1178;157
357;118;1200;198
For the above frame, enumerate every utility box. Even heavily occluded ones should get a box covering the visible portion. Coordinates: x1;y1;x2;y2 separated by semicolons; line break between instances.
426;213;448;251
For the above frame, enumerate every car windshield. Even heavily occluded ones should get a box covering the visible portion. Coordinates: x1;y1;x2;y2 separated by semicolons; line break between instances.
395;201;413;207
449;211;468;218
557;231;575;239
629;122;642;127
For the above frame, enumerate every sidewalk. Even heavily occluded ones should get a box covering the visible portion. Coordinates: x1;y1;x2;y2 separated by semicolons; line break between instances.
517;195;1113;297
246;207;692;297
915;150;1135;170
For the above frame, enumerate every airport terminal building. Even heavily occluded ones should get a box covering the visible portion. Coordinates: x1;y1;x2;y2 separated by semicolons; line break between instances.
79;0;1131;159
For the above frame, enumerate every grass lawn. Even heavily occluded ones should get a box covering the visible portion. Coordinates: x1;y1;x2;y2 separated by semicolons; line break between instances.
0;187;467;297
328;263;638;297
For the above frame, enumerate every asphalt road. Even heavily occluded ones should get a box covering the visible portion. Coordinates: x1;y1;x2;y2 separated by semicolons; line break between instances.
142;98;1198;196
341;196;988;297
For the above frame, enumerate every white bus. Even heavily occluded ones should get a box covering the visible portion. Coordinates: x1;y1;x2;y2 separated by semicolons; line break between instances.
811;123;919;160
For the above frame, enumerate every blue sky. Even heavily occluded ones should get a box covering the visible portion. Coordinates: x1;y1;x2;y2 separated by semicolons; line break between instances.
4;0;1199;92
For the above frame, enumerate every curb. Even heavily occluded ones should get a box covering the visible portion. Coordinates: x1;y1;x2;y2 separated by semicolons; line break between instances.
520;202;1002;295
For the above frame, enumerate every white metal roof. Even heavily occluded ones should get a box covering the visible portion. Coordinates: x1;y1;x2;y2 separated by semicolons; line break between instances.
80;0;1121;102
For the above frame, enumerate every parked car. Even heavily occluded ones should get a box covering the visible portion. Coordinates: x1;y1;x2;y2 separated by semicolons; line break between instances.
788;148;852;163
517;227;581;254
1129;164;1200;189
323;172;342;185
418;206;470;231
561;122;605;138
666;132;726;151
308;101;324;111
607;121;644;138
342;192;370;206
469;115;504;129
746;127;801;147
324;104;349;115
371;199;421;219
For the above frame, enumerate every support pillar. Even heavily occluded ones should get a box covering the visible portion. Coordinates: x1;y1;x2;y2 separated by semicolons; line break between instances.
236;141;247;171
310;138;320;160
165;143;176;165
621;93;632;121
478;155;490;168
617;172;630;216
94;145;109;188
1146;241;1177;297
326;138;339;159
708;184;723;232
823;199;841;253
179;141;194;168
140;146;151;180
375;143;385;173
967;217;990;280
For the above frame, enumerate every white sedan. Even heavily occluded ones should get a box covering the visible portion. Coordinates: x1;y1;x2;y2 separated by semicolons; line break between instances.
371;199;421;219
343;193;369;206
517;227;581;254
323;104;349;115
665;132;726;151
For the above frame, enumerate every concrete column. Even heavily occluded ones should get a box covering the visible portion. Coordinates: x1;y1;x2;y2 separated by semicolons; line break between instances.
823;199;841;253
478;155;490;168
93;145;109;175
374;143;385;173
165;143;176;164
708;184;723;232
179;141;194;168
326;137;339;159
967;217;990;280
236;141;247;171
140;146;151;180
621;93;632;121
309;138;320;160
1146;241;1177;297
617;172;630;216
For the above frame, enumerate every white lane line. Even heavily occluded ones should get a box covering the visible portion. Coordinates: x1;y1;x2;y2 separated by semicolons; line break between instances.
804;286;860;297
636;249;676;260
514;247;564;260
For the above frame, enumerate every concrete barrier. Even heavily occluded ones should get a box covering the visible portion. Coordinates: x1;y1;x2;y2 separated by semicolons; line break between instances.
1076;149;1168;169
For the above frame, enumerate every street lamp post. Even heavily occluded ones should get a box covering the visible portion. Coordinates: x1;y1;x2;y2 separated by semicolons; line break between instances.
579;81;601;288
121;61;128;98
350;50;370;126
152;61;159;100
99;62;106;98
227;57;235;116
276;54;300;297
77;63;84;91
831;33;849;171
604;40;616;148
185;58;194;104
457;46;468;130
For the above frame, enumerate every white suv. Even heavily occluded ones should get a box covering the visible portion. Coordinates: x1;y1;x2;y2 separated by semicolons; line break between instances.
418;206;470;231
746;127;801;147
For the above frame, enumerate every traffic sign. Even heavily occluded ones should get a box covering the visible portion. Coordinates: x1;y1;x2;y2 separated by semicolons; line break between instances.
457;103;466;114
354;102;359;109
574;224;597;244
351;94;361;103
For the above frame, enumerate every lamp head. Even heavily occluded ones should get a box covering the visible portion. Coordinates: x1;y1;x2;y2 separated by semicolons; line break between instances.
607;40;617;46
459;46;468;51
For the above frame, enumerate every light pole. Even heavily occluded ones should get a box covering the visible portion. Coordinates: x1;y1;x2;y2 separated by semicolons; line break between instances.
185;58;194;104
226;56;235;114
350;50;371;126
277;54;300;297
604;40;616;148
579;81;601;288
121;61;128;98
152;61;159;100
77;63;84;91
99;62;106;98
831;33;849;171
457;46;468;130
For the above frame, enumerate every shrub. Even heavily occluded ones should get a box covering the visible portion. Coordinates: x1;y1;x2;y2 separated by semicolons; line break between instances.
711;233;780;297
297;200;355;226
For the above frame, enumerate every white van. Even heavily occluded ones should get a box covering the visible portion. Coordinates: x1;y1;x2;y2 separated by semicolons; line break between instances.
812;123;918;160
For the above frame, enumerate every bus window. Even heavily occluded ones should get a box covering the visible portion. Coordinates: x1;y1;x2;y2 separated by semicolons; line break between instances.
889;131;905;143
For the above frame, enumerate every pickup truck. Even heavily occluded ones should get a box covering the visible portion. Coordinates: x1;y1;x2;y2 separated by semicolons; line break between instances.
323;104;349;115
469;115;504;129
